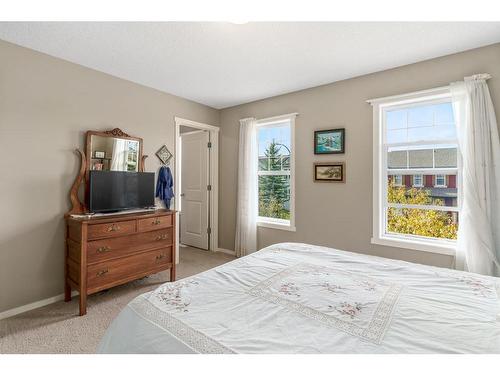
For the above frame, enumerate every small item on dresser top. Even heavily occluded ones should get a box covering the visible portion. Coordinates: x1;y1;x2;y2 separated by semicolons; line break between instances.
156;165;174;209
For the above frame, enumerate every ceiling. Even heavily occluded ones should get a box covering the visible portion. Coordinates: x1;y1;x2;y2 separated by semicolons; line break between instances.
0;22;499;109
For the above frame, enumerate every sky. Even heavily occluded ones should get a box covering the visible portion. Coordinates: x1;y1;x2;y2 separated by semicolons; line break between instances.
386;101;457;144
258;121;291;156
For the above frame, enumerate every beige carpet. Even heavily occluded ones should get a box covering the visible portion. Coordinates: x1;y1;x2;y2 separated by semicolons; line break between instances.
0;246;235;354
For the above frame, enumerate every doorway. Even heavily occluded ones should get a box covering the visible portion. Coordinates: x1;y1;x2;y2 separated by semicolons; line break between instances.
174;117;219;255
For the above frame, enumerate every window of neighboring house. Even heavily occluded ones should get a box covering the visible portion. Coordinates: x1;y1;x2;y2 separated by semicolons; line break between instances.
435;174;447;187
393;174;403;186
370;88;460;255
412;174;423;187
256;114;296;231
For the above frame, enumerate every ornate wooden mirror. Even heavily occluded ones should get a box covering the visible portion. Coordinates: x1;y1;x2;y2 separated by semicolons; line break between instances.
66;128;148;216
86;128;144;177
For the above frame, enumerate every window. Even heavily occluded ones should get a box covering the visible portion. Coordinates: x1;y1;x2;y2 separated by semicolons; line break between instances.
435;174;446;187
256;114;296;231
370;88;460;255
412;174;423;187
393;174;403;186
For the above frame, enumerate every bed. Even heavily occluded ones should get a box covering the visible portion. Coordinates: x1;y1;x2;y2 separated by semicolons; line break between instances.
97;242;500;353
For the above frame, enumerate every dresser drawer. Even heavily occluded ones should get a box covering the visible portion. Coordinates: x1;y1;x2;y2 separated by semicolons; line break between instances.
87;228;173;263
87;220;136;239
137;214;173;232
87;247;172;291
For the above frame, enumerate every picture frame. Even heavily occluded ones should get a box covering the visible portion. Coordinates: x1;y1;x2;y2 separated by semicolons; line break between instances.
314;128;345;154
155;144;173;165
314;162;345;183
94;151;106;159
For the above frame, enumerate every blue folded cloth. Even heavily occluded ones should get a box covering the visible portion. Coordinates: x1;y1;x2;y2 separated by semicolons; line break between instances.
155;166;174;209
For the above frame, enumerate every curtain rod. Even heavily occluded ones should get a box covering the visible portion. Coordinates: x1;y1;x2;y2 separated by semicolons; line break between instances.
367;73;492;105
465;73;492;81
256;112;299;123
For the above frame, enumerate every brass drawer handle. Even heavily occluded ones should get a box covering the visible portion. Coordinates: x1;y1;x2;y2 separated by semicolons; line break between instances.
156;253;166;261
155;234;168;241
107;224;121;232
96;246;110;253
152;219;161;225
96;269;109;277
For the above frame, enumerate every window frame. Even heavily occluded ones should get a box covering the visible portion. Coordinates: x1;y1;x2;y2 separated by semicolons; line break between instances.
392;174;403;187
434;174;447;188
369;87;460;256
256;113;297;232
412;174;424;187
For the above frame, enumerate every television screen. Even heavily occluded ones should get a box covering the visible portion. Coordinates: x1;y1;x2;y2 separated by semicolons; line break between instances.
89;171;155;213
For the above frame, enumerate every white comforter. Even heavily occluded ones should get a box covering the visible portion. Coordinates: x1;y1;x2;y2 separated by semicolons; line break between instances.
97;243;500;353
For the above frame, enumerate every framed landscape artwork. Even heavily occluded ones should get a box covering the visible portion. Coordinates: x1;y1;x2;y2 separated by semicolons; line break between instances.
314;128;345;154
314;162;345;182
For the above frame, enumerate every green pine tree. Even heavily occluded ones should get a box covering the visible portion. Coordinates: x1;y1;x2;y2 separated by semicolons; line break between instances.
259;141;290;219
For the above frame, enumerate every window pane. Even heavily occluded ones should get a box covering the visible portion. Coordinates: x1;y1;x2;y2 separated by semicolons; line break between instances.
258;175;290;220
257;120;292;222
435;175;446;186
258;122;291;172
387;149;407;169
388;146;458;170
408;104;434;127
383;99;459;242
387;174;458;207
387;129;407;144
386;208;458;240
408;149;433;168
434;103;454;125
407;126;435;143
386;102;457;144
386;109;407;130
434;147;457;168
433;123;457;140
413;174;423;186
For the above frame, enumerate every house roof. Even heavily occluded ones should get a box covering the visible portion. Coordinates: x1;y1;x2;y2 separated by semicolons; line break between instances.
388;147;457;169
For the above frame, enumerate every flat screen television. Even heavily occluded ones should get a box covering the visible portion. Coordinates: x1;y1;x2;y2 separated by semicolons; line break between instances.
89;170;155;213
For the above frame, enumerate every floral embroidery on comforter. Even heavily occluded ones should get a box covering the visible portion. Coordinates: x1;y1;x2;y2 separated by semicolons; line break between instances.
248;262;402;344
155;280;200;312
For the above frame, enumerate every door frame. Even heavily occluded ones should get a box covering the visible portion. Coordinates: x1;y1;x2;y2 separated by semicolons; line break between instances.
174;117;219;255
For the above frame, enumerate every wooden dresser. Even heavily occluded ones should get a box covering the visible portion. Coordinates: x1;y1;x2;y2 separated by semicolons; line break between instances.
65;209;176;315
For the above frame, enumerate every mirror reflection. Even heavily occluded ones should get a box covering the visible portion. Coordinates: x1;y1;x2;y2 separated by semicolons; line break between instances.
90;135;140;172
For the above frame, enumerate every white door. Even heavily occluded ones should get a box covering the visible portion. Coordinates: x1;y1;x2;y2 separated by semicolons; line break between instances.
180;131;210;250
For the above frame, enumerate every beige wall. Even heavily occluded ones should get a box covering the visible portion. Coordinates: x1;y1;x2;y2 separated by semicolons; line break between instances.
0;40;219;313
218;43;500;268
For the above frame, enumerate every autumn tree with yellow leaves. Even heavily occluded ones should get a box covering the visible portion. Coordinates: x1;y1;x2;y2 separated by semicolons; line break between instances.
387;181;458;240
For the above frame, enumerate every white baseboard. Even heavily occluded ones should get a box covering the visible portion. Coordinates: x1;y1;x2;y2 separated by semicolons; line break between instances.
214;247;236;256
0;291;79;321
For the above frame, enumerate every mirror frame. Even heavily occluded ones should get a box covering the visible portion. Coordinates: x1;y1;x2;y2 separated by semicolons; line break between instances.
84;127;146;205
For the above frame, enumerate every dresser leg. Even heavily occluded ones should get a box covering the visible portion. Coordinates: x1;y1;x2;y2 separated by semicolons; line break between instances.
170;265;176;282
64;281;72;302
79;293;87;316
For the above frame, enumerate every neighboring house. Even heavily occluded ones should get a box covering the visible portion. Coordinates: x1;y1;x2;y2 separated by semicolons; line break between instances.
387;147;458;216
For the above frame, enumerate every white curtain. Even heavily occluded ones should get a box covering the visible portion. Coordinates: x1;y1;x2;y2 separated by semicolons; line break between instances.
110;139;129;171
235;118;258;257
451;74;500;276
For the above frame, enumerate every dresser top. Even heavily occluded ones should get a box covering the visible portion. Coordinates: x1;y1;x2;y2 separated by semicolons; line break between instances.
66;208;174;223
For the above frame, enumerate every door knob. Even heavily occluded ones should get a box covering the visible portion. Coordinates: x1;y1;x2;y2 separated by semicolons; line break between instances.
180;193;185;197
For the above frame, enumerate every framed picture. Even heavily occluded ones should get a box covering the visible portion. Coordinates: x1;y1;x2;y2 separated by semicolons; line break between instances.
94;151;106;159
314;128;345;154
155;145;173;165
314;162;345;182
